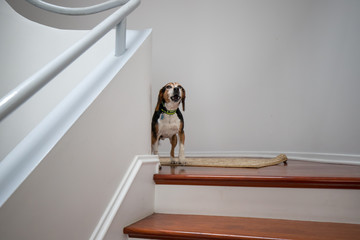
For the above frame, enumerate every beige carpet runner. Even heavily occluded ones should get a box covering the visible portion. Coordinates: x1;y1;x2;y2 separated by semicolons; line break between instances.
160;154;288;168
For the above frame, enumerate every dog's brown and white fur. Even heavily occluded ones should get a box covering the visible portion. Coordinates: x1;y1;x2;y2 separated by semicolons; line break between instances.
151;82;186;164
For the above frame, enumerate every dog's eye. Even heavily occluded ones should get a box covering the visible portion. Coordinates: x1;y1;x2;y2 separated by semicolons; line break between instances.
166;85;172;89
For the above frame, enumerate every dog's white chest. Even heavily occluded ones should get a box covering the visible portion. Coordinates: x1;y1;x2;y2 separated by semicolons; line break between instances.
158;113;180;139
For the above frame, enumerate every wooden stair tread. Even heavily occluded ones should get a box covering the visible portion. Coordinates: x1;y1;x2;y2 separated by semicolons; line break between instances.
124;213;360;240
154;160;360;189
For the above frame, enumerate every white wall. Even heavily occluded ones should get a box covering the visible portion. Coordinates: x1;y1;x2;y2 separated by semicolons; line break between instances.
7;0;359;163
127;0;360;163
0;32;152;240
0;0;118;161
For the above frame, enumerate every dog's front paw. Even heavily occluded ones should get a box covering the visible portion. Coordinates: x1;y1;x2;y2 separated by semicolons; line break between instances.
170;156;177;165
179;156;186;166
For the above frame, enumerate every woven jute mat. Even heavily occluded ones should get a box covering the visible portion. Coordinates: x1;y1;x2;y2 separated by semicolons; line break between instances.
160;154;288;168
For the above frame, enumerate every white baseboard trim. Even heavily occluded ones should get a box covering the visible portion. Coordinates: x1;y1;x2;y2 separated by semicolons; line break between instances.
90;155;159;240
159;151;360;165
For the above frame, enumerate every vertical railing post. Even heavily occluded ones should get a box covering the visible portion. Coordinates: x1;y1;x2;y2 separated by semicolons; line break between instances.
115;18;126;56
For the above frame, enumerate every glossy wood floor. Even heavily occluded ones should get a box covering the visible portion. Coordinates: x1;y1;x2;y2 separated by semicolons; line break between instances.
124;213;360;240
154;159;360;189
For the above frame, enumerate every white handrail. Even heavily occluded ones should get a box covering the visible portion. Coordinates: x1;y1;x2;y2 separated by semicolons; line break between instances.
0;0;140;121
26;0;128;15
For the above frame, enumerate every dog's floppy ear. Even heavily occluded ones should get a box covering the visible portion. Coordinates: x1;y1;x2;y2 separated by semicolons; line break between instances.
155;86;166;111
181;86;186;111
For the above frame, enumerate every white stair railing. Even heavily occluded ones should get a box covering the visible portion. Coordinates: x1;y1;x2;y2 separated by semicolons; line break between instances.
26;0;129;15
0;0;140;121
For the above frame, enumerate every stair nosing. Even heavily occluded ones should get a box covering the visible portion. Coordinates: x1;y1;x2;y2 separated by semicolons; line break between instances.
154;174;360;189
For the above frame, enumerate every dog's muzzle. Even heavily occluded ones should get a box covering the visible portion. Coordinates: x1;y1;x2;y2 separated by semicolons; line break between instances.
170;87;181;102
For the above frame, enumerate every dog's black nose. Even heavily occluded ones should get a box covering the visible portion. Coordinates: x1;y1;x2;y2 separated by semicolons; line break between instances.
174;87;179;93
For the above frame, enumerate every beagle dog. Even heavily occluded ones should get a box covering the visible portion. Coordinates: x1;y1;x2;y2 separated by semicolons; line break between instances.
151;82;186;164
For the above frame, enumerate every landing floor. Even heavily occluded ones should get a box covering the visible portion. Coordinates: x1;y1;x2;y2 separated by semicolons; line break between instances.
155;159;360;188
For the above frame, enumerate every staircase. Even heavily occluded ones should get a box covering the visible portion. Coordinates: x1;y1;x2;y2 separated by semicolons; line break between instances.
124;159;360;240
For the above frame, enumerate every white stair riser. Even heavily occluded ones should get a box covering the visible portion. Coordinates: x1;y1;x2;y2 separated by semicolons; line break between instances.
155;185;360;224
